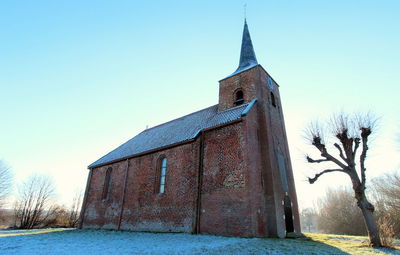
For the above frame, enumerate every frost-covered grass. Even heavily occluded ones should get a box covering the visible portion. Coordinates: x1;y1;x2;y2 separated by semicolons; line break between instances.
0;228;73;237
0;229;398;255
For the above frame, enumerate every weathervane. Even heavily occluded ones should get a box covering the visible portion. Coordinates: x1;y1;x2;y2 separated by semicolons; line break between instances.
244;3;247;20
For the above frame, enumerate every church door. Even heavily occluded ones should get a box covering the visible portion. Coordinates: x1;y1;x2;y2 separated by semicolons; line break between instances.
283;195;294;233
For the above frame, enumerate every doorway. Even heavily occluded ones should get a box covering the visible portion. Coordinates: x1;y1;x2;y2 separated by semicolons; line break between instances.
283;195;294;233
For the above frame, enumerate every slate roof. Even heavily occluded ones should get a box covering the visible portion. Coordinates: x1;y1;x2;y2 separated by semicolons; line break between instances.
88;100;257;168
224;19;258;79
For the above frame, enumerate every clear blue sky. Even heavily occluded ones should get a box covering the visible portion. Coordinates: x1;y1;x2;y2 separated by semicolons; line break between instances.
1;0;399;208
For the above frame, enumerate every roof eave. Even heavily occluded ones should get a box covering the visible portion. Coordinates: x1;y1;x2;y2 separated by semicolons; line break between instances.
241;98;257;116
219;64;260;82
87;117;245;169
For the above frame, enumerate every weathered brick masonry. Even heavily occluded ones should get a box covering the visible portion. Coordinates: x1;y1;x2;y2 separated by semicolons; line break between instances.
82;142;200;232
80;20;301;237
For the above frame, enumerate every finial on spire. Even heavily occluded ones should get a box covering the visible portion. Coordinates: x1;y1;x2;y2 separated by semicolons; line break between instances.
243;3;247;21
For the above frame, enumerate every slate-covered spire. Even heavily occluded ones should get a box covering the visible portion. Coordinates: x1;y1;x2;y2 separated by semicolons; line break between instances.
235;19;258;73
224;19;259;79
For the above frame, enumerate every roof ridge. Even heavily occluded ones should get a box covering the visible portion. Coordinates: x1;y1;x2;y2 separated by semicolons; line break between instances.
142;102;250;133
217;101;250;113
141;104;218;133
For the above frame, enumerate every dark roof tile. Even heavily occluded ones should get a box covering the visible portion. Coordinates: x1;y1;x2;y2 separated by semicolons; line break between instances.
88;100;256;168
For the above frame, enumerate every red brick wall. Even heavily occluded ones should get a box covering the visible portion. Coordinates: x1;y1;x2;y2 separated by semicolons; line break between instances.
217;65;301;236
218;67;259;111
199;122;254;236
81;161;127;229
256;67;301;235
119;142;199;233
81;142;200;232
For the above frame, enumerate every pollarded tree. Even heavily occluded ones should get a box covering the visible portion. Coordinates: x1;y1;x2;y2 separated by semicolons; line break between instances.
305;113;381;247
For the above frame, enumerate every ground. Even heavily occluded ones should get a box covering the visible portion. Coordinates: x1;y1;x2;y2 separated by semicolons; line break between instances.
0;229;398;255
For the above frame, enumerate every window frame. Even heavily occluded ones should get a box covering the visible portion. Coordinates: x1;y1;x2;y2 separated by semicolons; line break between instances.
271;92;277;107
102;167;112;200
157;157;167;194
234;89;244;106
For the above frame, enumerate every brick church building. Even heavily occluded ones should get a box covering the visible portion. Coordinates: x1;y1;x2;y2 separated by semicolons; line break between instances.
79;20;301;238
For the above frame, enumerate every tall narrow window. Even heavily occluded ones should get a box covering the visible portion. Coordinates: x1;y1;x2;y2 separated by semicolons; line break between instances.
159;158;167;193
234;90;244;106
271;92;276;107
102;167;112;200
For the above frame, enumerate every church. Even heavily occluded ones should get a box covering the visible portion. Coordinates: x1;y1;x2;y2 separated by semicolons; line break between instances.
79;20;301;238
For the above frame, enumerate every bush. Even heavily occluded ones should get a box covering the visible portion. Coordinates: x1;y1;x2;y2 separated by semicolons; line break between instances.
377;213;396;248
316;187;367;236
371;171;400;238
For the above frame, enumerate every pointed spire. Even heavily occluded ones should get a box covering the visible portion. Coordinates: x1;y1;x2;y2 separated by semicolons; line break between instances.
222;19;260;80
235;19;258;73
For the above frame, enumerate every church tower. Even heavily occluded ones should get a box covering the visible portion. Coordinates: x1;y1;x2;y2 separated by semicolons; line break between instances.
218;20;301;237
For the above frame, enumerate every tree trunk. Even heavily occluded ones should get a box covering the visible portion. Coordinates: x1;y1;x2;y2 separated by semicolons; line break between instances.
357;195;381;247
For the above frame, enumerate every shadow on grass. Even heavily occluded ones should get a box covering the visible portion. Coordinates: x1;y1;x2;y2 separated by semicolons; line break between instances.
240;236;351;255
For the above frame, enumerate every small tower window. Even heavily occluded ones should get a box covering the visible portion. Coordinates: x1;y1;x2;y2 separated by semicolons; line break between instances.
102;167;112;200
159;158;167;193
271;92;276;107
234;90;244;106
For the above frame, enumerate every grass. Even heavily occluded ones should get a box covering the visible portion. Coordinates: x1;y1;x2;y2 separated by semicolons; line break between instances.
0;229;398;255
0;228;72;237
305;233;400;255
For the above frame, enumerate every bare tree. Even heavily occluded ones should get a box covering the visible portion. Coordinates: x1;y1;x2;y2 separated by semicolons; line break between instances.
317;187;366;235
371;171;400;238
305;113;382;247
67;191;82;227
0;160;13;208
42;204;69;227
14;175;55;229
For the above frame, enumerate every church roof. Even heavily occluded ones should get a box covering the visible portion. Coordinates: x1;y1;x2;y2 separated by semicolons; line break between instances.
225;20;258;79
88;99;257;168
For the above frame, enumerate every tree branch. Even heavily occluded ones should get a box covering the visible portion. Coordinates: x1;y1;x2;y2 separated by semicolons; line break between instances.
308;169;345;184
359;128;370;186
311;136;349;170
333;143;347;162
352;138;360;158
306;156;329;163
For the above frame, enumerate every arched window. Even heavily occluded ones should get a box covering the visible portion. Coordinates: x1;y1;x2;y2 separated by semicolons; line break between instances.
234;90;244;106
102;167;112;200
159;158;167;193
271;92;276;107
